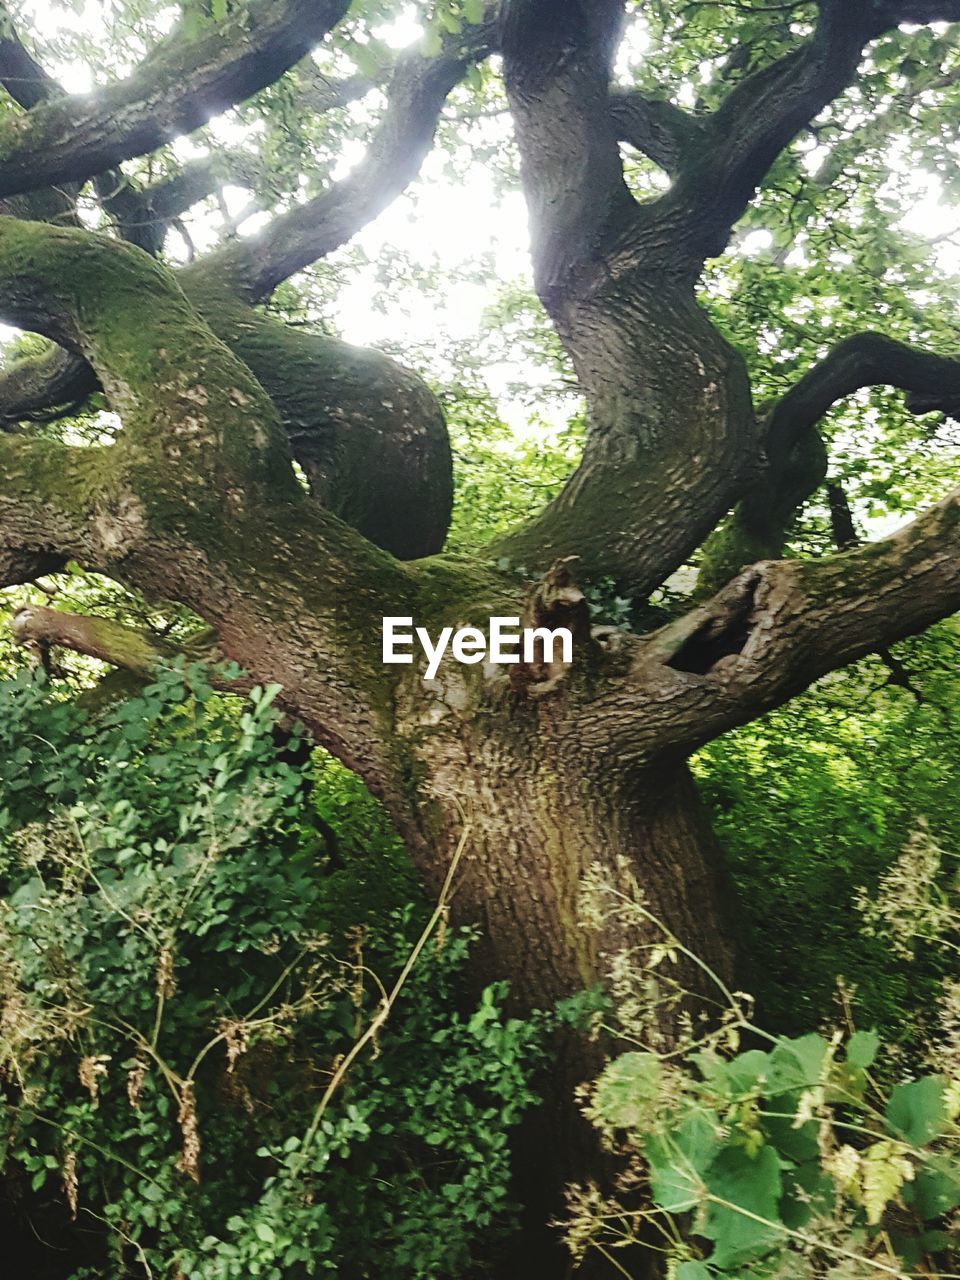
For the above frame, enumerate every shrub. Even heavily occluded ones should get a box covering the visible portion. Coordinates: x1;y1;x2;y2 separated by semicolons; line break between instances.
0;664;545;1279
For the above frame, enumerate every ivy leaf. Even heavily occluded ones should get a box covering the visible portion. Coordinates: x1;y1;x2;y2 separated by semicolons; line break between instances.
463;0;485;23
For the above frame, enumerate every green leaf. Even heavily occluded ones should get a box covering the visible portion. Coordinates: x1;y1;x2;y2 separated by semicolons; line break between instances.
463;0;485;23
904;1160;960;1220
885;1076;947;1146
645;1109;720;1214
766;1034;829;1096
725;1050;772;1097
702;1144;784;1268
677;1264;711;1280
846;1030;880;1070
779;1160;833;1230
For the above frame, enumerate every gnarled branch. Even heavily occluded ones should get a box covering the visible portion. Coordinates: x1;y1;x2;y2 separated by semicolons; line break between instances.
767;331;960;460
586;483;960;764
0;4;60;109
669;4;881;259
609;89;703;176
697;331;960;592
0;0;349;198
11;603;169;674
500;0;635;297
94;157;263;256
0;216;297;515
198;16;497;303
0;343;97;430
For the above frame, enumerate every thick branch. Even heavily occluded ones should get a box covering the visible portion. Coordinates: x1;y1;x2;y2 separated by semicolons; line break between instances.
766;331;960;460
0;237;453;559
586;485;960;765
671;4;880;258
500;0;636;297
0;0;349;198
297;65;382;115
697;332;960;592
0;5;60;109
609;89;703;176
0;343;97;429
494;282;757;597
0;216;298;519
0;433;113;588
95;155;266;256
10;603;168;673
0;11;261;257
198;19;496;302
874;0;960;20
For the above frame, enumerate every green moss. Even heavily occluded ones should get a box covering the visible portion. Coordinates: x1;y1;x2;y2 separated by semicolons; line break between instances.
181;279;453;559
0;216;302;529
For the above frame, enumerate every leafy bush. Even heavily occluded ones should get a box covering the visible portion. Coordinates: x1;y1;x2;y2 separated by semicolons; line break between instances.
567;859;960;1279
695;625;960;1049
0;664;545;1279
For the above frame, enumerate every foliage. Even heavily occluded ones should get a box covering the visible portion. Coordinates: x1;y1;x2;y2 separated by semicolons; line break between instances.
695;622;960;1051
568;860;960;1279
0;664;545;1278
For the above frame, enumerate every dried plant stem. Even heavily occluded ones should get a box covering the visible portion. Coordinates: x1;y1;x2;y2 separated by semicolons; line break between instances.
292;820;472;1177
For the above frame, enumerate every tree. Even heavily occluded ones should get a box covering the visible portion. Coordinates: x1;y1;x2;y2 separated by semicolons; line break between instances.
1;1;960;1273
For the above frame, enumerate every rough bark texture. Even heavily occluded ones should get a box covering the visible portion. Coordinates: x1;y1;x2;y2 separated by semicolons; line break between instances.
3;2;960;1275
0;0;351;197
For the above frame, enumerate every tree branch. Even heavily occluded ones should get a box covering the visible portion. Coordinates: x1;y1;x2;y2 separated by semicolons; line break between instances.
0;0;349;198
500;0;637;297
587;485;960;765
197;18;497;302
0;343;97;429
297;65;383;115
0;216;298;517
0;432;111;589
609;89;703;176
696;331;960;592
670;3;882;258
10;603;170;673
0;3;61;109
765;331;960;460
874;0;960;21
95;154;266;256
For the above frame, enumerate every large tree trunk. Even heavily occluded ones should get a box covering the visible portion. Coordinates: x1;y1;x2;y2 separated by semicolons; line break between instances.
402;741;735;1013
397;741;736;1278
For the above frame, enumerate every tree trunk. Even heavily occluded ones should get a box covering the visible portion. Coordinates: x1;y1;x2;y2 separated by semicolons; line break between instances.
401;741;735;1014
384;684;737;1277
